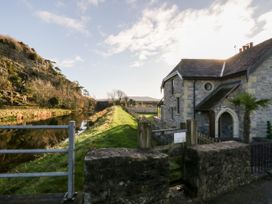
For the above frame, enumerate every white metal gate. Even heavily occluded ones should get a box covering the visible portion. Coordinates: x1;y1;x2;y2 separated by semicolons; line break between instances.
0;121;76;201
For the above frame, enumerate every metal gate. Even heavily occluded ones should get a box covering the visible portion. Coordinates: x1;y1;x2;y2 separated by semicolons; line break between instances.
251;141;272;175
0;121;76;201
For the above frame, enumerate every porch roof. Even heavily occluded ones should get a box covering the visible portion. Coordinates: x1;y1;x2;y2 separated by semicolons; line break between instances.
195;81;240;111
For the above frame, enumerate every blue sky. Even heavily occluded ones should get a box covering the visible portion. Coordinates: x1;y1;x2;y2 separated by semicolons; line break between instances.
0;0;271;99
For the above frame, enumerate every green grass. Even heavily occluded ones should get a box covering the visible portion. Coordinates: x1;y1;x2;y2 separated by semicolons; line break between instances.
138;113;156;119
0;106;138;194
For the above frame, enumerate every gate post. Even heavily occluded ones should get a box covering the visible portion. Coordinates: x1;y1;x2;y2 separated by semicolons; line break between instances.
186;119;197;146
138;119;152;149
67;121;76;200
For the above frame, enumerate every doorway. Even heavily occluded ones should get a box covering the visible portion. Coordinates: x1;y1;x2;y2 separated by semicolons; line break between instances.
218;112;233;139
215;108;239;139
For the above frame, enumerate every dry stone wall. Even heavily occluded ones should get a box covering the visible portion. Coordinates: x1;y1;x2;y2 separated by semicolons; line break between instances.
84;148;169;204
183;141;252;201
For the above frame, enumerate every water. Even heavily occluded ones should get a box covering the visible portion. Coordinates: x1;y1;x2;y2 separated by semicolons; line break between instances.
0;112;90;172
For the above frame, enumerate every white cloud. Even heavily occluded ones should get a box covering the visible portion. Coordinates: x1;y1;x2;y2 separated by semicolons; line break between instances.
254;11;272;43
78;0;105;12
104;0;272;66
130;61;143;68
55;55;84;68
36;11;89;34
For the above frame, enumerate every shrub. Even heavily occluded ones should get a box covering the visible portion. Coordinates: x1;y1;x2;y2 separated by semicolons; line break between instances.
28;52;39;61
48;97;59;107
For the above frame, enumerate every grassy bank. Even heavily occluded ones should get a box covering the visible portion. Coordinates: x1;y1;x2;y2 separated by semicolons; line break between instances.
0;106;137;194
0;108;71;124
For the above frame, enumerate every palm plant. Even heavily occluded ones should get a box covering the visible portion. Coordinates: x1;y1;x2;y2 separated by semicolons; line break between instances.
230;92;270;143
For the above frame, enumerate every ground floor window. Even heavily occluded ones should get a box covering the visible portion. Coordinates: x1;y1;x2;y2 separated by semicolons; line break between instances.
177;97;180;114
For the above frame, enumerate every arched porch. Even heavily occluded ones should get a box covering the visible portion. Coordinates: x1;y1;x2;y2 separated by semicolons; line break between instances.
215;108;239;139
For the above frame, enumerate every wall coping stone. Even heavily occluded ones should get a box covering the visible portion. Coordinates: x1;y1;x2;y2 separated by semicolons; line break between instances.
85;148;168;161
190;141;248;152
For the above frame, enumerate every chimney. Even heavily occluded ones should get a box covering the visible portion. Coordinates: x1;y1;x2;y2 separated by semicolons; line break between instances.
239;42;253;53
243;45;247;51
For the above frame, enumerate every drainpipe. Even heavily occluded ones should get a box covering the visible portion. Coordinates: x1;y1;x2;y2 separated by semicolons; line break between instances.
193;80;196;120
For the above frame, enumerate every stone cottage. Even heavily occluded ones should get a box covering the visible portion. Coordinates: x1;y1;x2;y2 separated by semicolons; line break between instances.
160;38;272;141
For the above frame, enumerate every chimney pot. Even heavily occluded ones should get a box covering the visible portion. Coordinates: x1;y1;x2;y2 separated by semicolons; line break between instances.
243;46;247;51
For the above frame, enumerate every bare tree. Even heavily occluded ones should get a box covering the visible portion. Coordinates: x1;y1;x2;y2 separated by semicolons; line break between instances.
107;89;127;105
115;89;126;105
107;91;116;105
124;96;129;107
82;88;90;96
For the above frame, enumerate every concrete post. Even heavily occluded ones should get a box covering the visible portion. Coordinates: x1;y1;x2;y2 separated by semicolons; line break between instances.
138;119;152;149
186;119;197;146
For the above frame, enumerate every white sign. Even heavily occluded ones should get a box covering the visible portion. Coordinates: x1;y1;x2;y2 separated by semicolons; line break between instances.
174;132;186;143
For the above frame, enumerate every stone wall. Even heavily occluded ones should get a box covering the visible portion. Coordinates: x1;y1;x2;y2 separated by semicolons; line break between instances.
162;75;184;127
247;55;272;138
162;76;221;128
84;148;169;204
183;141;252;201
126;106;157;114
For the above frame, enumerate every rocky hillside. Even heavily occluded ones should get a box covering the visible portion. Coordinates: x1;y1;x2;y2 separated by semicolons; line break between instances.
0;35;95;110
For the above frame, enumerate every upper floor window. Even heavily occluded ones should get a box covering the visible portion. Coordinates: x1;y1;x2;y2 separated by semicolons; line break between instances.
171;79;174;94
203;82;213;91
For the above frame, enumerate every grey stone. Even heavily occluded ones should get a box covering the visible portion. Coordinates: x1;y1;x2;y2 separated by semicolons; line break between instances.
84;148;169;204
183;141;253;201
161;56;272;141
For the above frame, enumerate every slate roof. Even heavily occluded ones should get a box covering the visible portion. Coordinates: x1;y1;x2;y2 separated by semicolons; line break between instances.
169;59;224;78
165;38;272;81
224;38;272;76
195;81;241;111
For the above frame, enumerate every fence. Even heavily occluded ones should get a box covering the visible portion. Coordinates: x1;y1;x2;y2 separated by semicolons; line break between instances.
126;107;157;114
138;119;227;149
138;119;189;150
251;141;272;175
0;121;76;201
197;131;221;144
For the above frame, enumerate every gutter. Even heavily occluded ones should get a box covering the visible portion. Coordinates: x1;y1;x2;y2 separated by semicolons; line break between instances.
193;80;196;120
220;61;226;77
160;71;182;90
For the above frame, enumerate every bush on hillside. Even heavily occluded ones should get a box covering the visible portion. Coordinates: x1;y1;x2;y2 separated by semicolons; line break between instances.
48;97;59;107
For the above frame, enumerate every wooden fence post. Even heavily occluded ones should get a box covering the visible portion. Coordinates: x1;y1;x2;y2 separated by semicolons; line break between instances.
138;119;151;149
186;119;197;146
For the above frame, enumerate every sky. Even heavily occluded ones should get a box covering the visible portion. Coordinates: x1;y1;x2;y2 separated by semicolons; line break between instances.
0;0;271;99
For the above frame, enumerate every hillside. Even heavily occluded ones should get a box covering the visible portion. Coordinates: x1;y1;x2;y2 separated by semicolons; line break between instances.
0;35;94;110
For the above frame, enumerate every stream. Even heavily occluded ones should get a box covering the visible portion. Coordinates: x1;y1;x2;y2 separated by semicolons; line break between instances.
0;112;90;172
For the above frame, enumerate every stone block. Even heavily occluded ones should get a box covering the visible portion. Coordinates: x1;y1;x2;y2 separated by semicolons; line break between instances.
183;141;252;201
84;148;169;204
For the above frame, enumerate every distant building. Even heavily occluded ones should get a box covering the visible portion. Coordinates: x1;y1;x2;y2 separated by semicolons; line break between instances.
160;38;272;141
126;96;160;114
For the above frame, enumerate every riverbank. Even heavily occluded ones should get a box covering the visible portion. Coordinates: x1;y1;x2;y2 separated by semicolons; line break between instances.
0;106;138;194
0;108;71;125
